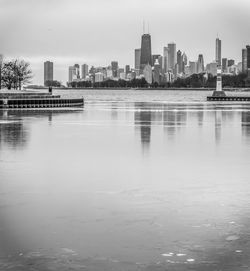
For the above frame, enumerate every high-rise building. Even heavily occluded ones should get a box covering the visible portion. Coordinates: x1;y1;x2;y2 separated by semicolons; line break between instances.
182;52;188;66
125;65;130;75
153;59;160;84
69;66;77;83
222;58;228;73
163;47;169;73
206;62;217;76
44;61;53;85
111;61;118;77
228;59;235;67
242;48;247;73
81;64;88;79
134;48;141;76
143;64;152;84
168;43;176;72
215;38;222;66
0;54;3;90
74;64;80;79
140;34;152;73
95;72;104;83
197;54;204;73
177;50;183;74
247;45;250;77
189;61;197;75
158;56;163;74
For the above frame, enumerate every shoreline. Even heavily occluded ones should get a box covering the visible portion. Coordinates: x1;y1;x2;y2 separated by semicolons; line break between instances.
24;87;250;92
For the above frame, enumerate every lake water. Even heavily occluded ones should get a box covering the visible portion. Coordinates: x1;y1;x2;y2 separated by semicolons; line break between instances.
1;89;250;270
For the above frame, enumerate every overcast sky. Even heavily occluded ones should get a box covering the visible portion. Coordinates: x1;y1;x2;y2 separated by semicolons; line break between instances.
1;0;250;85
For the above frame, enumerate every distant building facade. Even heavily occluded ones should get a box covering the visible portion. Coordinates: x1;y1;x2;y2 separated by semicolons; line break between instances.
81;64;88;79
125;65;130;75
215;38;221;66
177;50;183;74
222;58;228;73
163;47;169;73
95;72;104;83
111;61;118;77
189;61;197;75
206;62;217;76
143;64;152;84
153;59;160;84
140;34;152;73
247;45;250;77
242;49;247;73
168;43;176;72
44;61;53;85
228;59;235;67
134;48;141;76
197;54;204;73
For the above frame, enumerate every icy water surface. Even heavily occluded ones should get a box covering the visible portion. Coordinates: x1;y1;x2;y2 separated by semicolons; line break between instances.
0;89;250;270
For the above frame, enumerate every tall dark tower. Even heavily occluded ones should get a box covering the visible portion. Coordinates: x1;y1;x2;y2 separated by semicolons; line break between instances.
215;38;221;67
247;45;250;75
140;34;152;73
245;45;250;87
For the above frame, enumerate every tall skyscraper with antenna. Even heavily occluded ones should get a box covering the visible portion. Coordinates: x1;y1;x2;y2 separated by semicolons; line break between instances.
140;23;152;73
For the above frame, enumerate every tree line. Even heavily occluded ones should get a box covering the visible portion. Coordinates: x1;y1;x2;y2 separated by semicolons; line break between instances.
0;59;32;90
67;73;249;89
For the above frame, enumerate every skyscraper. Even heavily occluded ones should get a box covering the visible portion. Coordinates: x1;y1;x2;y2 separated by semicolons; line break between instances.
134;48;141;75
215;38;222;66
177;50;183;74
197;54;204;73
242;48;247;73
247;45;250;77
167;43;176;72
0;54;3;90
222;58;228;73
189;61;197;75
163;47;169;73
182;52;188;66
153;59;160;84
143;64;152;84
81;64;88;79
69;66;76;83
140;34;152;73
74;64;80;79
111;61;118;77
125;65;130;75
44;61;53;85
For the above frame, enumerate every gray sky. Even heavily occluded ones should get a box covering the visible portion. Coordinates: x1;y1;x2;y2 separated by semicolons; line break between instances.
1;0;250;85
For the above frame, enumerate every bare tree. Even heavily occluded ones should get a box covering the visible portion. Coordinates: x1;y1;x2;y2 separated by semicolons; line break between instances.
1;59;33;90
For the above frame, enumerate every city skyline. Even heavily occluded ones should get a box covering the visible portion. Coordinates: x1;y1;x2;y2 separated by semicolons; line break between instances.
1;0;250;84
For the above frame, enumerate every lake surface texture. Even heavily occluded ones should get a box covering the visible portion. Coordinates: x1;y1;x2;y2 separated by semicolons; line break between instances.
0;89;250;271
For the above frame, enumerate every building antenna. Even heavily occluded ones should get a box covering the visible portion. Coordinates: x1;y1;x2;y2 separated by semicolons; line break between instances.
143;20;145;34
148;22;149;34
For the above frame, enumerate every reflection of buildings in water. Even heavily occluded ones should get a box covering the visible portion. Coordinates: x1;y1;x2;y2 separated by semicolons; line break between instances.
0;109;82;149
0;121;28;149
241;111;250;139
214;110;222;144
111;102;118;120
134;103;151;149
0;110;29;149
163;104;187;137
197;109;204;126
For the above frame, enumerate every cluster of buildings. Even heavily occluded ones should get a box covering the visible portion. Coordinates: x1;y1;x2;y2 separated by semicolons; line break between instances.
43;33;250;86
